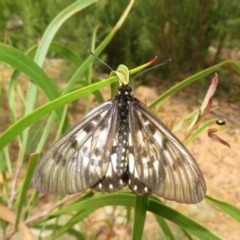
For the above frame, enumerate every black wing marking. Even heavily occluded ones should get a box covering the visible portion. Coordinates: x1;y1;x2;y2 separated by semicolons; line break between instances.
33;100;119;194
128;98;206;204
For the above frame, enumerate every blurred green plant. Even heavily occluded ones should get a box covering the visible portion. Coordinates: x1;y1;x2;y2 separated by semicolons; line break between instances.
1;0;240;81
0;0;240;239
138;0;240;79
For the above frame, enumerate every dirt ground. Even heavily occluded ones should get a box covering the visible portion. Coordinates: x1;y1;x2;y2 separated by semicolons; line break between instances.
1;52;240;239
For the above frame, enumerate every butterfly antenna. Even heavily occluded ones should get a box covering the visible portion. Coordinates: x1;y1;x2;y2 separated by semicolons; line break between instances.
89;50;114;72
132;58;172;80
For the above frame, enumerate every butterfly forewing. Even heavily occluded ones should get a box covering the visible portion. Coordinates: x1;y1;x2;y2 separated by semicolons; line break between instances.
128;99;206;203
33;100;119;194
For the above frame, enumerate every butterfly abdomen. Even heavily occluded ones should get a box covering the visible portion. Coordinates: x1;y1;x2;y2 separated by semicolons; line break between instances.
115;85;133;177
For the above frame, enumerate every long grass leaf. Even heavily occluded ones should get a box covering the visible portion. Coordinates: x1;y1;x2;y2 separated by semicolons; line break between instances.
132;195;148;240
206;195;240;223
149;60;240;108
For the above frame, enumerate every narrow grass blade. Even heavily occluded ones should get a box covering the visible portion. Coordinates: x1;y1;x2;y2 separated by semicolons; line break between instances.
31;193;222;240
62;0;135;95
148;198;223;240
149;60;240;108
34;0;98;67
0;76;117;152
14;153;39;229
206;195;240;223
184;119;216;145
182;228;194;240
22;0;99;172
132;195;148;240
155;215;175;240
0;151;10;201
0;43;59;103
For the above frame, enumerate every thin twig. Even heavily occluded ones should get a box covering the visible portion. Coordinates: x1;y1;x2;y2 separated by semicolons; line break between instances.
8;144;22;208
24;193;81;225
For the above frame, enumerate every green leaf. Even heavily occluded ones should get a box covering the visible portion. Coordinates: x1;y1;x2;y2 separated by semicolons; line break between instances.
21;0;99;167
0;76;117;152
148;198;223;240
14;153;39;229
206;195;240;223
132;195;148;240
35;193;222;240
34;0;98;67
25;42;82;65
62;0;135;96
0;43;60;104
184;119;216;145
149;60;240;109
181;229;194;240
113;64;130;85
0;55;161;152
155;215;176;240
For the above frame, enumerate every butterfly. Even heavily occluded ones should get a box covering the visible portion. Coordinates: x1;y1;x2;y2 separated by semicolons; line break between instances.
33;57;206;204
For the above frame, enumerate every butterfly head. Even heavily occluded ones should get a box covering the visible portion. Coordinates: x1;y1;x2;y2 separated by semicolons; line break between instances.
118;85;132;95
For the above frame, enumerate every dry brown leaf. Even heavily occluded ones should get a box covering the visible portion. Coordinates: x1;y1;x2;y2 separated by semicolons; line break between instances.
0;204;37;240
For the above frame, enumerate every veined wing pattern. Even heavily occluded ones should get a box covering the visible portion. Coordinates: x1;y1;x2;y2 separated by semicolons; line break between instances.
33;85;206;204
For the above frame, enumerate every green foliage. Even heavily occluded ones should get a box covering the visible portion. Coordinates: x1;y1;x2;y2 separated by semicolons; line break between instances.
136;0;240;79
1;0;240;81
0;0;240;239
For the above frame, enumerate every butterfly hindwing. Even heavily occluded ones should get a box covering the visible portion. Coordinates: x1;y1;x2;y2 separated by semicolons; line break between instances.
92;131;128;192
128;98;206;204
92;142;128;193
128;103;165;196
33;100;119;194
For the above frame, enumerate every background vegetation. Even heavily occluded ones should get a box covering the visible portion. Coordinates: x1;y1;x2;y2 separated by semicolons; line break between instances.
0;0;240;239
1;0;240;79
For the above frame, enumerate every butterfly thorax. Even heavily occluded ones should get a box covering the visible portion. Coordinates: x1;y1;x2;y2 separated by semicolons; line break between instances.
114;85;133;177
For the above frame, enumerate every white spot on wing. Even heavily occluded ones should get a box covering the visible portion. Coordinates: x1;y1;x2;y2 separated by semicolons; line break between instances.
92;120;97;125
128;153;135;174
105;143;118;177
81;156;89;172
153;160;159;178
153;131;164;143
136;130;144;142
163;149;173;167
142;157;148;177
143;120;149;126
75;131;87;142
